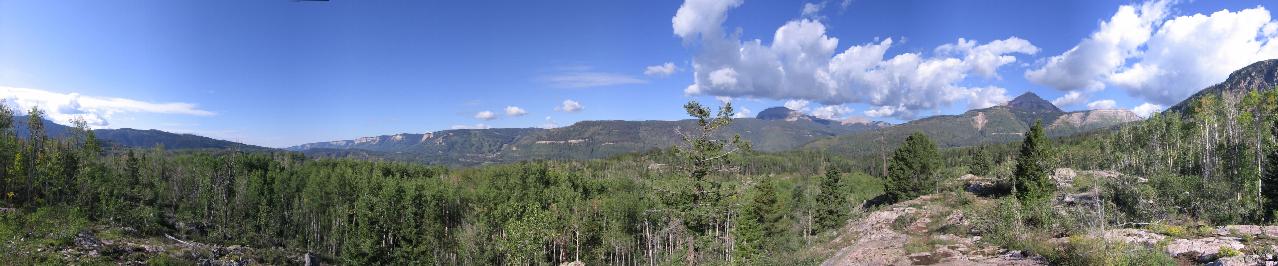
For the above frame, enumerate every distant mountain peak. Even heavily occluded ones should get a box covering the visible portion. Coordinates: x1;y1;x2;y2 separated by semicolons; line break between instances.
756;107;805;121
1007;92;1062;113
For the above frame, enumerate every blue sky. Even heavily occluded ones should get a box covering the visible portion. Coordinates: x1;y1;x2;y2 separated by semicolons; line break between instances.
1;0;1275;147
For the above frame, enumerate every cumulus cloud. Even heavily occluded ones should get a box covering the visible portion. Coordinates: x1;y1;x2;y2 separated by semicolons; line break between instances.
504;106;528;116
864;105;906;118
0;86;214;128
1132;102;1164;118
556;99;584;112
1028;1;1278;105
1111;7;1278;104
1051;91;1089;107
811;105;852;120
673;0;743;40
451;123;490;130
963;86;1013;109
1025;0;1169;92
474;111;496;120
1087;99;1118;110
673;1;1037;119
644;62;678;76
784;99;811;111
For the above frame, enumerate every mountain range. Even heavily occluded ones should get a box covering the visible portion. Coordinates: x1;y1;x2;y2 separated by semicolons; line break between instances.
803;93;1142;155
289;92;1140;165
1168;59;1278;112
289;112;889;165
16;59;1278;165
11;115;266;151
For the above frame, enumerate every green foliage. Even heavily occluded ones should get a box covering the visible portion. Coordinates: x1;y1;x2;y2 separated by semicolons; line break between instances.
815;169;848;231
1013;121;1053;203
968;147;993;176
1219;246;1242;258
1264;118;1278;222
1054;236;1177;266
885;132;940;202
735;178;787;263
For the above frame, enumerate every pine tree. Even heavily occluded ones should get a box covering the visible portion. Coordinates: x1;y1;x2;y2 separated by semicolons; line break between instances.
1014;120;1053;202
740;178;784;252
815;168;847;231
969;147;993;176
885;132;940;203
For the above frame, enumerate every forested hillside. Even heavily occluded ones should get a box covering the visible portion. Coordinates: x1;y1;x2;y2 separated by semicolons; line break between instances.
12;115;266;151
289;111;884;166
804;92;1141;156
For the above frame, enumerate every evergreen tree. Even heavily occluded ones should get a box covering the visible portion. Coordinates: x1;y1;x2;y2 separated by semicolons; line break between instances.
737;177;785;260
885;132;940;203
673;100;750;263
1013;121;1053;202
815;168;847;231
969;147;993;176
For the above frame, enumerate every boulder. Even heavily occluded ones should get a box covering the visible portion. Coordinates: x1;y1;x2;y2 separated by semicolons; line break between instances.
1062;191;1100;206
1207;255;1263;266
1166;237;1245;262
74;231;102;251
1217;225;1278;238
1102;229;1166;246
1051;168;1076;188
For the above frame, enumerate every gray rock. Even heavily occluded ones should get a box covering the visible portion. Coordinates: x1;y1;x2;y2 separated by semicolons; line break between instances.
1166;237;1245;262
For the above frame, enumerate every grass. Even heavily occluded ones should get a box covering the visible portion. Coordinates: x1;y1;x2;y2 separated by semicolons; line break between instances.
904;236;950;254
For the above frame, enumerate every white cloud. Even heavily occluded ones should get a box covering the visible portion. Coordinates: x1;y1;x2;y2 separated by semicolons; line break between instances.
644;62;678;76
674;2;1038;119
504;106;527;116
474;111;496;120
1025;0;1169;93
0;86;214;128
1087;99;1118;110
732;106;752;118
541;116;560;129
962;86;1012;109
451;123;490;130
556;99;584;112
1028;1;1278;106
811;105;852;120
864;105;906;118
1132;102;1164;118
673;0;744;40
801;2;825;17
784;99;810;111
1051;91;1089;107
544;72;646;88
1110;7;1278;105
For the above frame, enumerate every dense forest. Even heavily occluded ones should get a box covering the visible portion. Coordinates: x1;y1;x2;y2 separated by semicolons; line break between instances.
7;88;1278;265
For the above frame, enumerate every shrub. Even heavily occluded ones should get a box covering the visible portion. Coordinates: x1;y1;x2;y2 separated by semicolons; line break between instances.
1219;246;1242;257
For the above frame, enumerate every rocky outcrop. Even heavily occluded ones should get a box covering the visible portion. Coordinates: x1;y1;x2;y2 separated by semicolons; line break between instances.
821;195;1043;265
1166;237;1245;262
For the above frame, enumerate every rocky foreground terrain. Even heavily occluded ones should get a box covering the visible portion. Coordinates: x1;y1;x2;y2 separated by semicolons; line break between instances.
815;169;1278;266
2;224;317;265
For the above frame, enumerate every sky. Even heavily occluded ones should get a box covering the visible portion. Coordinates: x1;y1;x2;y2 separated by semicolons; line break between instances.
1;0;1276;148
